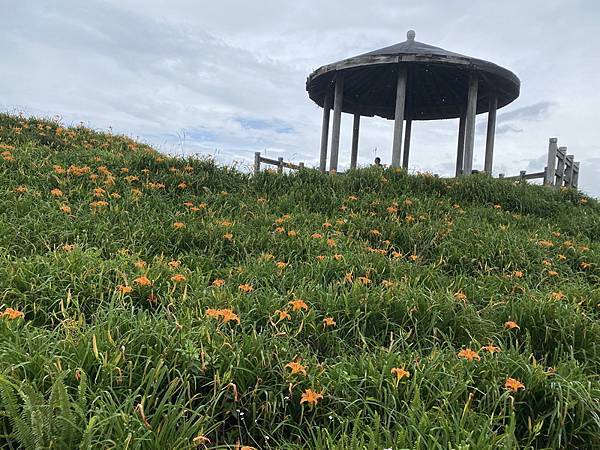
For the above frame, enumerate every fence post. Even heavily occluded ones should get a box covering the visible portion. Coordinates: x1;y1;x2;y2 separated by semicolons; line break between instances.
519;170;526;183
564;155;574;187
277;157;284;174
254;152;261;175
555;147;566;187
572;162;580;188
544;138;557;185
299;162;305;169
499;173;505;179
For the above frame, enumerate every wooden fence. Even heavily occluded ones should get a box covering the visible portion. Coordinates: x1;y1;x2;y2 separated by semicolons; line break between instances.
498;138;580;189
253;151;305;175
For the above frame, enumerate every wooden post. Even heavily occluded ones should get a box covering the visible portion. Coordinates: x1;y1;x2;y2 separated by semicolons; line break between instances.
455;114;466;177
350;113;360;169
402;119;412;169
555;146;566;186
564;154;574;187
519;170;526;183
254;151;261;174
572;162;580;188
544;138;558;186
329;75;344;173
319;93;332;173
299;162;305;169
463;73;478;175
277;157;284;174
391;66;407;168
484;93;497;174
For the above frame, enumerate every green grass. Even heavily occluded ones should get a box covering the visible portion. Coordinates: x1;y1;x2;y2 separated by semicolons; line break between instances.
0;112;599;449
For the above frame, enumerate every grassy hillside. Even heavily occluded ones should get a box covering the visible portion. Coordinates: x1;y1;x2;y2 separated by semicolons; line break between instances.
0;112;599;449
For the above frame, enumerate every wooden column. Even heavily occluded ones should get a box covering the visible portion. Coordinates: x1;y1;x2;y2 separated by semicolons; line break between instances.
329;75;344;173
462;73;479;175
544;138;558;186
254;151;261;174
555;146;566;186
391;66;407;168
455;114;466;177
484;93;497;174
565;154;574;187
402;119;412;169
350;113;360;169
572;162;580;188
319;93;332;173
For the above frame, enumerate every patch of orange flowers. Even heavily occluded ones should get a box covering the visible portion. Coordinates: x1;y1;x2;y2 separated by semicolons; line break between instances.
504;377;525;392
133;276;152;286
205;308;240;324
391;367;410;380
1;307;24;320
300;389;323;406
457;348;481;362
289;299;308;312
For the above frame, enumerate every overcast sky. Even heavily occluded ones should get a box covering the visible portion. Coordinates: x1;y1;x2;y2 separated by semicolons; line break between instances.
2;0;599;196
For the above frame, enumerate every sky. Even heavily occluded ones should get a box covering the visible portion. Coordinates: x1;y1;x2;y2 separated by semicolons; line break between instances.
2;0;599;196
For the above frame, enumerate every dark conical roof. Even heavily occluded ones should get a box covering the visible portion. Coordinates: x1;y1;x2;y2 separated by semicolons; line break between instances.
306;31;520;121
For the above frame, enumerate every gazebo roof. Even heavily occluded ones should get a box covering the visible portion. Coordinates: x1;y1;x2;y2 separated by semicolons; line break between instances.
306;31;520;120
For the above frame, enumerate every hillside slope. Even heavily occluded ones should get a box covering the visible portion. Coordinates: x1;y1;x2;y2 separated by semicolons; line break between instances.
0;113;599;449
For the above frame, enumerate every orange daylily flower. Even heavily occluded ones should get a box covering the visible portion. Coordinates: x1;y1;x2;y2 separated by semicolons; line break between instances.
481;344;501;353
513;271;524;278
168;260;181;269
538;240;554;248
551;291;566;301
326;239;336;247
454;291;467;302
50;188;63;197
285;361;307;376
275;261;287;269
504;377;525;392
409;254;419;261
212;278;225;287
223;232;233;241
315;255;326;261
580;261;591;270
205;308;240;324
238;284;254;293
504;321;520;330
311;233;323;239
172;222;186;230
133;276;152;286
300;389;323;406
547;270;559;277
170;274;186;283
275;310;291;321
457;348;481;362
391;367;410;380
1;307;25;320
289;299;308;312
90;201;109;209
323;317;336;327
60;204;71;214
117;285;133;294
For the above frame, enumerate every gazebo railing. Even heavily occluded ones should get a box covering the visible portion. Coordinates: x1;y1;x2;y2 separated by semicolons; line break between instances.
497;138;580;188
253;151;305;175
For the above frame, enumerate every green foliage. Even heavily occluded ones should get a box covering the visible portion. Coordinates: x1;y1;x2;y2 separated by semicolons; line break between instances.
0;113;599;448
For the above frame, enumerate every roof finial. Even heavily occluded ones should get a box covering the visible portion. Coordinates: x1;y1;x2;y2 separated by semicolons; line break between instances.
407;30;416;41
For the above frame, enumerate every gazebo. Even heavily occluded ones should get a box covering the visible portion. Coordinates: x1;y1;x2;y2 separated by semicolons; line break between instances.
306;30;520;175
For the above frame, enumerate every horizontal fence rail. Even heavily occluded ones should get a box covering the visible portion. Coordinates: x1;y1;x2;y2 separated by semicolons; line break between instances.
254;152;305;174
